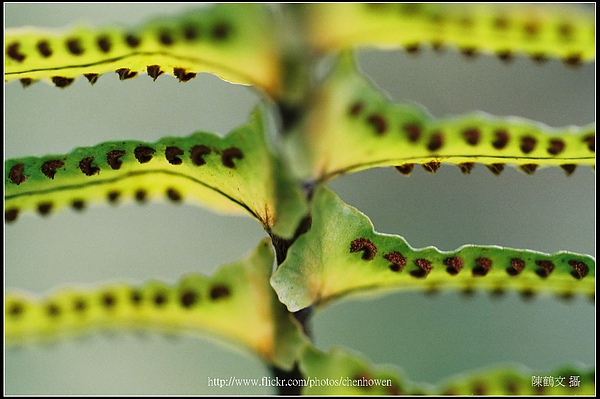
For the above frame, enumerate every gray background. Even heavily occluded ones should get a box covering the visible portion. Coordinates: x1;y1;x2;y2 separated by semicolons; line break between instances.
4;3;595;395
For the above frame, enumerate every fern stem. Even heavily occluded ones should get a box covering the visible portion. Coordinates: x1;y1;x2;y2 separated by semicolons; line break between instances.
269;210;314;394
267;7;319;393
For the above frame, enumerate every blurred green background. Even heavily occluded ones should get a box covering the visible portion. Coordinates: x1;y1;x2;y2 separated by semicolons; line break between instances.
4;4;595;395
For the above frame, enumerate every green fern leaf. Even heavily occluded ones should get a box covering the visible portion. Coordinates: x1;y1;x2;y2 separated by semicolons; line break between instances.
4;107;307;238
299;346;408;395
303;4;594;66
271;187;594;311
436;364;595;395
284;52;595;181
5;239;308;370
4;4;281;96
300;346;595;395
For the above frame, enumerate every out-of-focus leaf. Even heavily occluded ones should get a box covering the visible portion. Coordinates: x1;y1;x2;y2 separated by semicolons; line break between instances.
303;4;594;65
5;239;308;370
5;4;282;96
300;346;595;395
284;52;595;182
299;346;409;395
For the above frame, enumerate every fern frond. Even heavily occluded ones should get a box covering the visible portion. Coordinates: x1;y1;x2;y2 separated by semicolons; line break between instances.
5;4;281;96
4;107;307;238
303;4;595;66
271;187;594;312
300;346;595;395
5;239;308;370
284;52;595;182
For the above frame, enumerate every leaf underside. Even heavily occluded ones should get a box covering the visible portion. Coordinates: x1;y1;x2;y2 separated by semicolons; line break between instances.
271;187;595;312
300;346;595;395
304;3;595;65
5;239;308;370
4;4;281;96
6;4;594;98
4;107;307;239
285;52;595;182
4;3;596;394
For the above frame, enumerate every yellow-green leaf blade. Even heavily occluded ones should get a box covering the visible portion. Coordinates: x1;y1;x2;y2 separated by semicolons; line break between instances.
285;52;595;181
5;4;281;96
5;239;308;370
300;346;408;395
437;365;595;395
303;4;595;65
4;107;307;238
270;187;595;312
300;346;595;395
